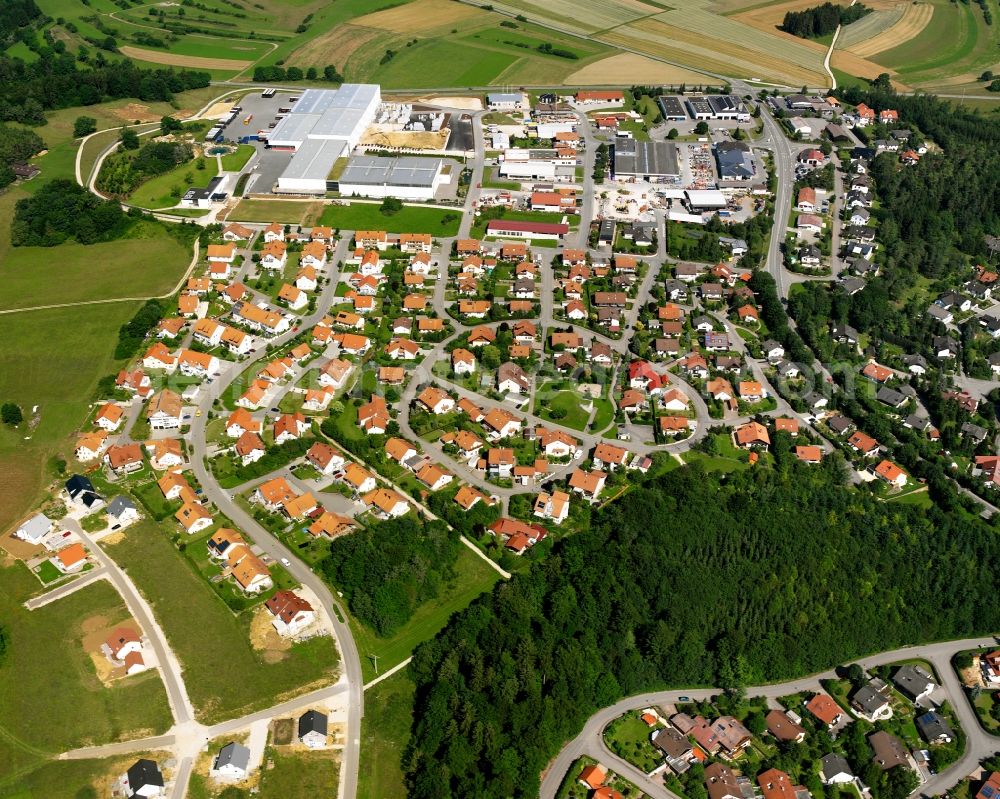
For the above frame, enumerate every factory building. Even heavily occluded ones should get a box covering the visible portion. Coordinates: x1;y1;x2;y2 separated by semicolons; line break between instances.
337;155;447;200
272;85;382;194
612;139;680;183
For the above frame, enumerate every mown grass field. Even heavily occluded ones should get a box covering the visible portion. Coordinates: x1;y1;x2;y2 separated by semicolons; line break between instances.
0;87;221;534
358;671;414;799
0;752;170;799
0;215;191;310
258;748;340;798
320;203;462;235
0;564;173;790
126;159;216;209
105;521;339;724
345;545;501;683
0;300;139;534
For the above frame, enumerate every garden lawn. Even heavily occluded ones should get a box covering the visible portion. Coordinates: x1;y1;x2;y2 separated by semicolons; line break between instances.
105;521;339;724
358;671;413;799
589;397;615;432
345;545;501;682
535;389;591;431
0;563;173;787
219;144;256;172
257;748;340;799
603;711;662;773
127;159;218;209
320;203;462;235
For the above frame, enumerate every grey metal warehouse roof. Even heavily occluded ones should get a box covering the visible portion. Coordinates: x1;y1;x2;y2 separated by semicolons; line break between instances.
268;113;321;147
312;106;371;139
614;140;679;177
280;138;347;182
290;85;378;116
339;156;443;187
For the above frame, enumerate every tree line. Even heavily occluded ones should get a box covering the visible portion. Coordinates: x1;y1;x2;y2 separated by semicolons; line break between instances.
781;2;871;39
403;462;1000;798
0;54;209;126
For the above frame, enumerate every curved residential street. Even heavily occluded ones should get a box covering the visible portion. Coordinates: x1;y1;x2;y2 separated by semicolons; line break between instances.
540;637;1000;799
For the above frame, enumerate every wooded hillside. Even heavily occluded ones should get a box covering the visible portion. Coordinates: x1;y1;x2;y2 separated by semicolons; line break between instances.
405;463;1000;798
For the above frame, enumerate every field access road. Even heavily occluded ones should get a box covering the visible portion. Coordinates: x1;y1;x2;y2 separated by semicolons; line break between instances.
540;636;1000;799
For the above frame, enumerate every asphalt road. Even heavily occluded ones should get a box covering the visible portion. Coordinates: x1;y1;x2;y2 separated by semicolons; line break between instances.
186;235;364;799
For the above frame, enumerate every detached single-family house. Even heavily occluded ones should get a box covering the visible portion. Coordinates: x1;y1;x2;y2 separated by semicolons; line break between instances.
298;710;328;749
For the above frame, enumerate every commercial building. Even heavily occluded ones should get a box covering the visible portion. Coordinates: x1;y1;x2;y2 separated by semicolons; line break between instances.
272;85;382;194
686;95;751;122
486;92;526;112
486;219;569;241
657;95;687;121
613;139;680;182
715;141;756;183
337;155;447;200
498;149;576;181
685;189;727;211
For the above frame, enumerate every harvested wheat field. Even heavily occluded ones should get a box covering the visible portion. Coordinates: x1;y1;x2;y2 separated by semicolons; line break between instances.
119;45;251;71
491;0;666;33
837;4;906;49
831;49;906;85
846;1;934;57
569;53;712;85
352;0;493;33
601;19;828;85
732;0;850;50
290;24;389;74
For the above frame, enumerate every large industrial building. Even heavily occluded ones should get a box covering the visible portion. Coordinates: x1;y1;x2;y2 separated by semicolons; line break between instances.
338;155;447;200
612;139;680;183
272;84;382;193
686;95;751;123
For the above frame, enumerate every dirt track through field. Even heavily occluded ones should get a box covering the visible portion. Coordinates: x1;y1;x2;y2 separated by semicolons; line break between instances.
119;45;251;70
847;1;934;57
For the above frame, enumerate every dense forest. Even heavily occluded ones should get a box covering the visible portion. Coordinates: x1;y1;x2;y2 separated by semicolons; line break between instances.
319;516;461;637
404;464;1000;798
11;179;128;246
781;2;871;38
0;0;42;45
0;55;209;125
0;123;44;188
